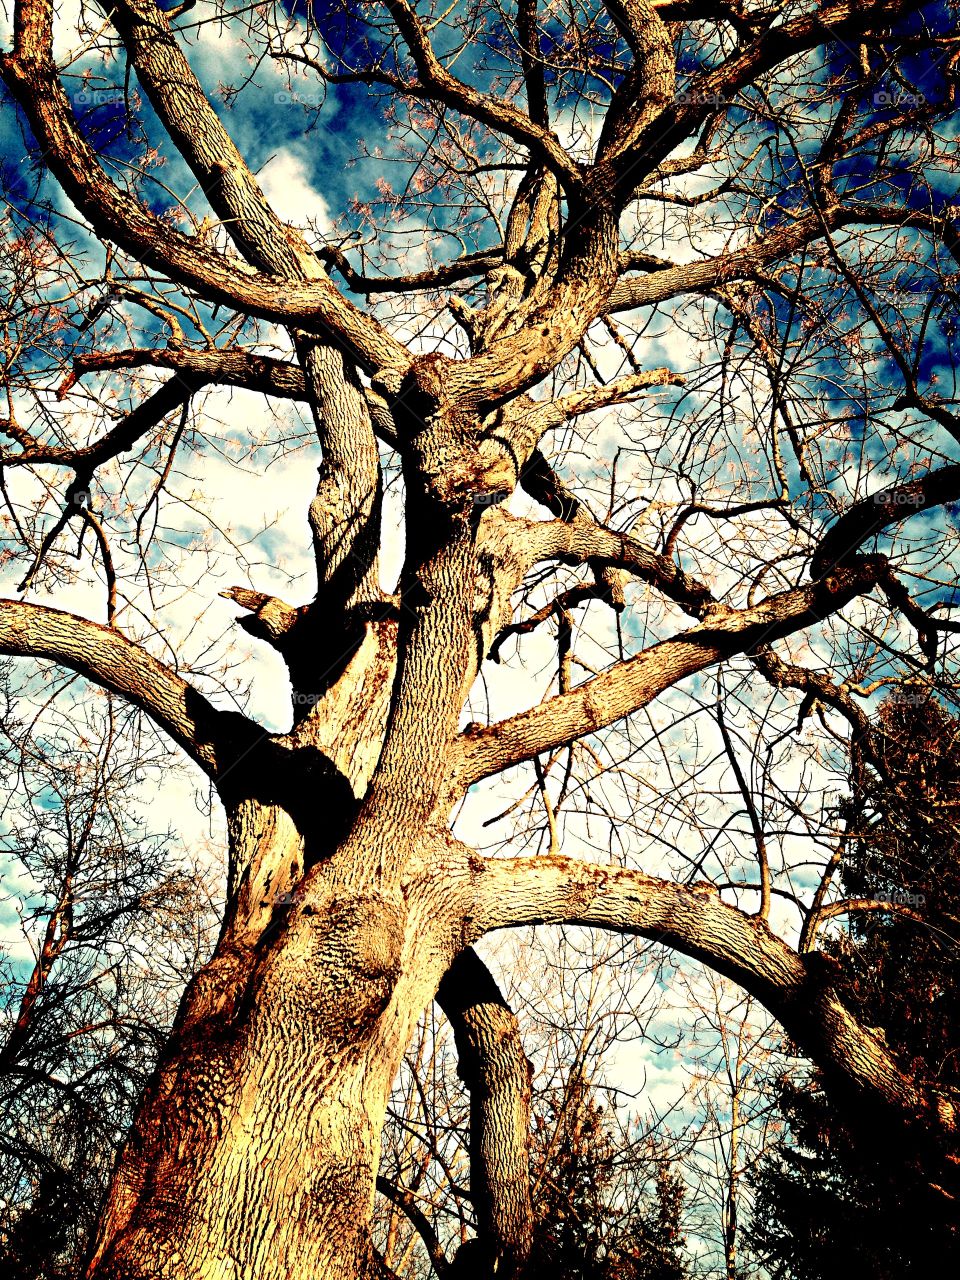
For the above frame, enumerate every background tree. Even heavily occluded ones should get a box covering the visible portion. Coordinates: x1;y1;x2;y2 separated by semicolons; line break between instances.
0;668;217;1280
1;0;960;1276
749;693;960;1277
526;1070;688;1280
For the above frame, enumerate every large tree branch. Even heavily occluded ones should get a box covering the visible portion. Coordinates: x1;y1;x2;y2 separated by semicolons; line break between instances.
461;852;960;1151
609;199;960;315
603;0;912;198
606;203;875;313
436;949;533;1279
67;348;399;447
516;0;548;129
103;1;387;629
108;0;318;280
1;0;406;373
527;366;684;430
321;245;504;296
514;448;706;616
65;348;305;400
384;0;579;189
596;1;676;163
3;373;204;470
0;600;257;776
455;557;886;788
811;463;960;578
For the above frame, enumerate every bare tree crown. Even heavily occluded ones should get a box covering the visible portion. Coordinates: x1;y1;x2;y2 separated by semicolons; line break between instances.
2;1;960;1275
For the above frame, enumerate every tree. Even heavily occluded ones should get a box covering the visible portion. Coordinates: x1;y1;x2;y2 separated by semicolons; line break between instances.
527;1070;688;1280
749;693;960;1277
2;0;960;1275
0;668;217;1279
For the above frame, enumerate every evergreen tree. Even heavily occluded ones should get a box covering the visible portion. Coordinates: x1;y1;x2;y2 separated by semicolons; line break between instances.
529;1073;689;1280
749;693;960;1277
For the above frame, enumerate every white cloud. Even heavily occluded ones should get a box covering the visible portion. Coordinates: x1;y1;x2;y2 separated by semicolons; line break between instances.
258;149;332;234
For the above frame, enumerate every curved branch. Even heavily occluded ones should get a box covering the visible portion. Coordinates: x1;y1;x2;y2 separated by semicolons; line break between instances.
456;557;885;788
69;349;399;447
0;600;257;776
384;0;580;189
67;348;307;401
605;192;953;315
4;374;203;470
604;0;913;197
811;464;960;578
321;244;504;295
462;852;959;1150
436;949;534;1279
1;1;406;372
529;366;684;429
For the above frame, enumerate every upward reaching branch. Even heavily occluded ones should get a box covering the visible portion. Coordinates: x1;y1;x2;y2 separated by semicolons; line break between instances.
455;559;886;790
1;0;407;370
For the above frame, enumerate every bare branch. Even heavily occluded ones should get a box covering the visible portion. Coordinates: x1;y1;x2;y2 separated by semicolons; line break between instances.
374;1177;450;1279
455;558;886;788
0;600;257;776
811;464;960;579
1;0;407;371
462;851;959;1144
384;0;580;189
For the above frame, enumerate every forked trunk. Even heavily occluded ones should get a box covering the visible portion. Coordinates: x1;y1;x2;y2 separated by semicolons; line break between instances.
84;803;450;1280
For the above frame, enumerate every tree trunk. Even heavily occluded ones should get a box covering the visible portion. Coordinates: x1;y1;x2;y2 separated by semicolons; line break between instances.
84;802;450;1280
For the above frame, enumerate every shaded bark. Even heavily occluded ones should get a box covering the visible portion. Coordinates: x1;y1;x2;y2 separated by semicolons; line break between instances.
437;950;534;1278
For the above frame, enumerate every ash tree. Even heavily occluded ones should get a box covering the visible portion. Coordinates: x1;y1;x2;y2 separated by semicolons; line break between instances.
2;0;960;1276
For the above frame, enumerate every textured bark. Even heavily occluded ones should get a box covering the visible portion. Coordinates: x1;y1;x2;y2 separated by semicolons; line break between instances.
84;808;458;1280
454;558;886;789
465;854;960;1152
437;950;534;1278
5;0;959;1273
0;599;256;776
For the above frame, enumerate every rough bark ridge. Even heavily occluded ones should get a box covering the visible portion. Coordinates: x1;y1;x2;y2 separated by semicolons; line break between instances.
2;0;959;1276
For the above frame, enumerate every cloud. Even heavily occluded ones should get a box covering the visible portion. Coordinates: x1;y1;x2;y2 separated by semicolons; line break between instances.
258;149;332;234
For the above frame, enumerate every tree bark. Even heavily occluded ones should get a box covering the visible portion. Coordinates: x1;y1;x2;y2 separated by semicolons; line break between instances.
437;950;534;1278
84;804;456;1280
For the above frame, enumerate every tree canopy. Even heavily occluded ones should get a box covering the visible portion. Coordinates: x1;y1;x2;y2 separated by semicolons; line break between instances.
2;1;960;1276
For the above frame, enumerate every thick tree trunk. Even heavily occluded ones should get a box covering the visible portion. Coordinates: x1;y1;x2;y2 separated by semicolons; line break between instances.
84;806;449;1280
